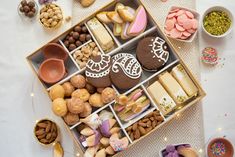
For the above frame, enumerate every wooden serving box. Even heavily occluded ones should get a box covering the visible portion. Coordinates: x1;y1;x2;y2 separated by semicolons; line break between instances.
26;0;206;156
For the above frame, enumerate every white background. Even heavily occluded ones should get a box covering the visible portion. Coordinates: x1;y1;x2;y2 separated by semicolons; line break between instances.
0;0;234;156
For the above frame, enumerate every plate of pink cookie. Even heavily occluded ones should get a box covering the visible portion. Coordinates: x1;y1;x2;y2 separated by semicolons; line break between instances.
164;6;200;42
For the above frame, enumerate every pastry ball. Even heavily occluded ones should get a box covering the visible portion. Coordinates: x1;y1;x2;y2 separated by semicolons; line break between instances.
52;98;67;116
67;97;84;114
70;74;86;89
136;36;169;71
49;84;65;101
101;87;116;104
63;112;79;125
110;53;142;90
85;54;112;88
80;102;92;118
72;89;90;102
62;82;75;97
89;93;104;108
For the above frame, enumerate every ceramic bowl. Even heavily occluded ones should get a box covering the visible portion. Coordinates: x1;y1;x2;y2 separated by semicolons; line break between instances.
39;58;66;84
164;6;200;43
17;0;39;21
43;43;68;61
202;6;233;38
207;137;234;157
34;118;59;147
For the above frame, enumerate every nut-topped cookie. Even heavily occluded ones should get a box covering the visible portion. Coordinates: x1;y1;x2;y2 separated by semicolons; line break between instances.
110;53;142;90
85;54;112;88
136;36;170;71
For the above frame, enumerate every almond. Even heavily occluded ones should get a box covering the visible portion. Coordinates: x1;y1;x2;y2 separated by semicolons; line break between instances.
37;122;47;128
145;126;153;133
35;129;45;136
132;123;138;131
152;120;157;128
142;118;149;123
130;132;134;141
46;121;52;133
146;120;152;127
150;117;155;121
126;126;132;131
138;126;146;136
138;122;147;127
134;128;140;139
46;133;52;140
40;138;49;144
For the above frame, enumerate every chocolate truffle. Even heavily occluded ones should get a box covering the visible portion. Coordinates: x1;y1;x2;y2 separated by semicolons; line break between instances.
110;53;142;90
85;54;112;88
136;36;170;71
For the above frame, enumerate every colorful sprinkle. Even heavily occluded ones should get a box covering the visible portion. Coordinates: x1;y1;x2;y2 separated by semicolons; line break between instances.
211;142;226;156
201;47;218;65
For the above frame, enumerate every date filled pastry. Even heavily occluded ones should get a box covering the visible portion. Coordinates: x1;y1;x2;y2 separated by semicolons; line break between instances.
110;53;142;90
136;36;169;71
171;64;198;97
85;54;112;88
87;18;115;52
159;72;188;104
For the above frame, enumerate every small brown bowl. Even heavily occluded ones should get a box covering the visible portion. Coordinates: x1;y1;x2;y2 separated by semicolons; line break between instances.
43;43;68;61
207;138;234;157
39;58;66;84
34;119;59;147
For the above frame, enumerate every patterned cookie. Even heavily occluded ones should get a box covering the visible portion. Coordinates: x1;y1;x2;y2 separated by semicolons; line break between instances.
85;54;112;88
136;36;170;71
110;53;142;90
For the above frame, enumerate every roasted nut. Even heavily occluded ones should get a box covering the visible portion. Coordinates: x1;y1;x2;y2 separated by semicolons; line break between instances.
132;123;138;131
134;128;140;139
138;126;146;136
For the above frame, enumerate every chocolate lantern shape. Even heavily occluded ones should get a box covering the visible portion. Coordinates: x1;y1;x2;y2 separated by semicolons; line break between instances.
39;58;66;84
43;43;68;61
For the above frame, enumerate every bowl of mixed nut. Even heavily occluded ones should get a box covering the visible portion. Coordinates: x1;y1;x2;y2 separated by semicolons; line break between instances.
39;3;63;29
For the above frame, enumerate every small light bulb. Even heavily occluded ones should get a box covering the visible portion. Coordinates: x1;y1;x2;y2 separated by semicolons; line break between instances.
35;120;39;123
164;137;167;142
178;106;182;110
177;113;180;117
217;127;222;132
30;93;34;97
76;153;80;156
199;149;203;153
178;46;181;49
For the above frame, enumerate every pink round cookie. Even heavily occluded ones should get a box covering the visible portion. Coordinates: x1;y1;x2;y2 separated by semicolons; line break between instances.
170;8;180;13
176;9;185;16
177;14;188;26
165;19;175;31
192;19;198;29
175;23;185;31
182;18;193;30
187;29;196;34
167;13;176;19
185;11;194;19
182;31;191;37
170;28;182;38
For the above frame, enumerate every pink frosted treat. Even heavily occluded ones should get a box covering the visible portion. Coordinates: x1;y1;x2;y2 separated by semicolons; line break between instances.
201;47;218;65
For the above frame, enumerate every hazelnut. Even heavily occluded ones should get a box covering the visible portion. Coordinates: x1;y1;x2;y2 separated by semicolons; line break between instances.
69;44;76;51
62;82;75;97
68;37;75;43
86;34;92;41
28;1;35;8
82;26;88;33
63;40;69;47
79;34;86;42
21;0;27;6
70;31;74;36
72;32;80;40
23;5;30;13
75;40;82;47
74;26;82;32
19;6;24;12
27;11;35;18
70;75;86;89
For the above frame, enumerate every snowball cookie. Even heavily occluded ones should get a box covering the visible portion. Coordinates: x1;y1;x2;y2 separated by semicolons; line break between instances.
85;54;112;88
136;36;170;71
110;53;142;90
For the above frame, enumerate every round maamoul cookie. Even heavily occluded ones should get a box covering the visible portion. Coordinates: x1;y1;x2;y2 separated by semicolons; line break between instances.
136;36;170;71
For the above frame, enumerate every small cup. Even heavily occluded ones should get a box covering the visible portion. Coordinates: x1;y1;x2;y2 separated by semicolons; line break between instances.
18;0;38;20
34;118;59;146
164;6;200;43
42;43;68;61
207;137;234;157
202;6;233;38
39;58;66;84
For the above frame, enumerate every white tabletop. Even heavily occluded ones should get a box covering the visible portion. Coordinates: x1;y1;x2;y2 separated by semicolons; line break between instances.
0;0;234;157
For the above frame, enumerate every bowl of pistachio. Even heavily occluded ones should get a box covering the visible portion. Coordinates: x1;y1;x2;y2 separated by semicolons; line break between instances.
202;6;233;38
